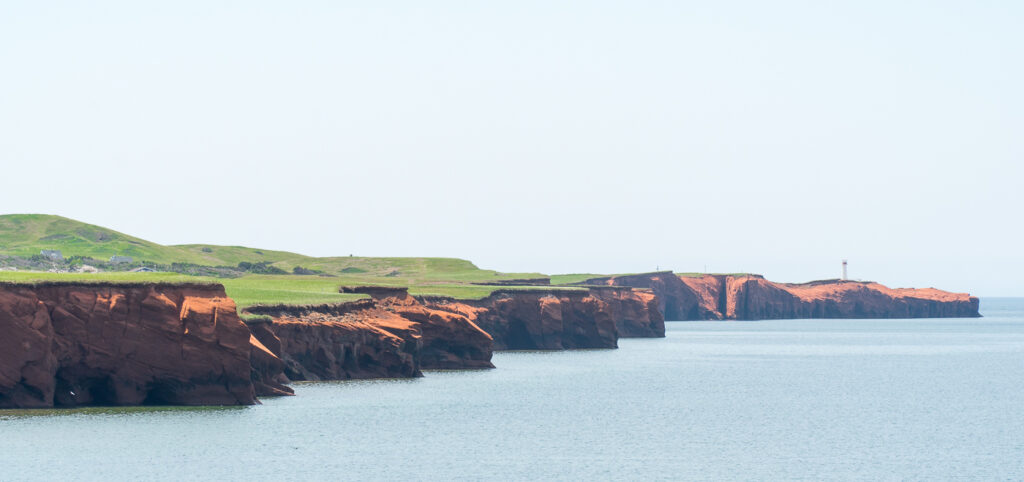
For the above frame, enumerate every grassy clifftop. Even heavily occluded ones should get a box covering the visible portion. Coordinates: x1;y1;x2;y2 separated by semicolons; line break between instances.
0;271;369;308
0;214;551;306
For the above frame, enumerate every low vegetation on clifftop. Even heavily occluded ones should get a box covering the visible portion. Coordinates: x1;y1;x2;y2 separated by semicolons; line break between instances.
0;215;561;306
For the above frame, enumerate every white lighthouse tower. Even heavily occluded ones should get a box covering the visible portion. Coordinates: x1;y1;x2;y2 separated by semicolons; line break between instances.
841;259;848;281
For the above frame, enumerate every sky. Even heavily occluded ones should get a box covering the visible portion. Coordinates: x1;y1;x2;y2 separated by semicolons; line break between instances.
1;1;1021;296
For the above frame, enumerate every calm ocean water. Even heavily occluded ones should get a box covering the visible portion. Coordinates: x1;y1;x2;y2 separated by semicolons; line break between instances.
3;298;1023;481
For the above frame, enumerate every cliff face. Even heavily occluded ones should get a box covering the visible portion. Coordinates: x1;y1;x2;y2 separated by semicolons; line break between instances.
587;287;666;338
587;273;981;320
419;287;664;350
245;292;494;382
252;311;422;381
584;272;708;320
677;275;728;319
247;324;295;398
726;276;981;319
0;283;260;409
421;290;615;350
378;295;494;369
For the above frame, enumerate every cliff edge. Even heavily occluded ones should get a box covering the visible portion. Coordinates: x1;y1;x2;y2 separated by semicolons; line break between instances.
245;289;494;383
585;273;980;320
0;282;262;408
419;287;665;350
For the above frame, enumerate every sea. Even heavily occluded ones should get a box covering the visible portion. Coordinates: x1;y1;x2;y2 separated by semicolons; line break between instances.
3;298;1023;481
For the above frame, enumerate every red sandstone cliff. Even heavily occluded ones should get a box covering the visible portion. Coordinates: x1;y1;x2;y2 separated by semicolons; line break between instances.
378;294;495;369
586;273;981;320
245;289;494;382
248;326;296;398
724;276;981;319
420;290;616;350
587;287;665;338
584;272;710;320
418;287;664;350
249;307;422;381
0;283;264;408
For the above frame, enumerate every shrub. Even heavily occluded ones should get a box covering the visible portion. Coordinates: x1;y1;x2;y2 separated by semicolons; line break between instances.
238;261;287;275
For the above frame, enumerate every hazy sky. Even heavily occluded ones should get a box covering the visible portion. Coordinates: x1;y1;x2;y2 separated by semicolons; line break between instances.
1;1;1021;295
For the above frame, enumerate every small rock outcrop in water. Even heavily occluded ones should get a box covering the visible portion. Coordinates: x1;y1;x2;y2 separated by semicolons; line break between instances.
0;282;263;408
244;291;494;383
585;273;981;320
419;287;665;350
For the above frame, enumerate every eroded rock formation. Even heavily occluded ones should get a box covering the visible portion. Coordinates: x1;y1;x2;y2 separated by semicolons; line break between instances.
244;291;494;383
0;282;262;408
581;272;708;320
724;276;981;319
587;287;665;338
419;287;665;350
247;322;295;398
586;273;981;320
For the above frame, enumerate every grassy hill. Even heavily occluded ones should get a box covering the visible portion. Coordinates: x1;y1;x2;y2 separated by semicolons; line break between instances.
0;214;555;306
0;215;543;279
173;245;514;280
0;214;209;263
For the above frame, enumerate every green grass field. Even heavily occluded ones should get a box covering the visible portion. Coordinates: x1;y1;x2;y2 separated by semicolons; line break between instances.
548;273;608;285
0;270;588;307
0;214;665;307
0;214;562;306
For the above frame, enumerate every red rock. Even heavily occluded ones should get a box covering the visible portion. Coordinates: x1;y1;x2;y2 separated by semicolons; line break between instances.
587;287;665;338
727;277;980;319
248;329;295;397
0;289;57;408
587;272;714;320
588;273;981;320
420;289;627;350
378;294;494;369
261;312;422;381
0;282;262;408
245;292;495;382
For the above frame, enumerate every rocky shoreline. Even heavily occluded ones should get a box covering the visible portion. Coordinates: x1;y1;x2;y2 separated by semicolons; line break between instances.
0;275;980;408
